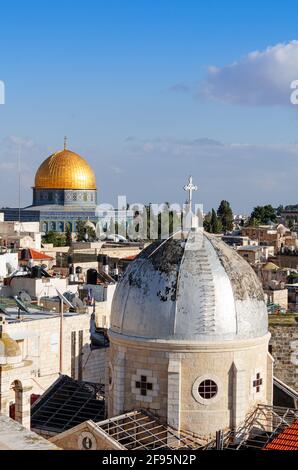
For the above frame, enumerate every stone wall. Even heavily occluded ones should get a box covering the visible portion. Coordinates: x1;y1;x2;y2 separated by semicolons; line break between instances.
83;348;106;385
108;332;272;438
269;325;298;391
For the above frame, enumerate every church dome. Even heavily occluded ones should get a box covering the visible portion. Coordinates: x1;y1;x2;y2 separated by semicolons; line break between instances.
34;148;96;190
110;230;268;342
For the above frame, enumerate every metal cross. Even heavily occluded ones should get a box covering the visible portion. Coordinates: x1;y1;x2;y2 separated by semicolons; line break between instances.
183;176;198;212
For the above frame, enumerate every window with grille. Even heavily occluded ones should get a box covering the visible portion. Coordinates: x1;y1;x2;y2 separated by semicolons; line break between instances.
198;379;218;399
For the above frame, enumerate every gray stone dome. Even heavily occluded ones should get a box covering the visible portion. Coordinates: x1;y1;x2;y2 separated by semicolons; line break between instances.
110;230;268;342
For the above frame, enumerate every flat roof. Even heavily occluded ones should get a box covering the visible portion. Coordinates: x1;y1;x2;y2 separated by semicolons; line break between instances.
0;414;58;450
0;296;85;323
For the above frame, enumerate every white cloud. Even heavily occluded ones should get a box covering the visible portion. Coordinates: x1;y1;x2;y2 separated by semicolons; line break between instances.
200;40;298;106
123;137;298;211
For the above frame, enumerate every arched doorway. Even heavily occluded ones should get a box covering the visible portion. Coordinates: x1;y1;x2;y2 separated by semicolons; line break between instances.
10;380;23;424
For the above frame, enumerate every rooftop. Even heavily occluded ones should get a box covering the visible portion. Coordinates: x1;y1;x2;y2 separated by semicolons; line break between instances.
31;375;105;434
264;420;298;450
94;410;202;450
206;404;298;450
0;414;58;450
0;296;84;323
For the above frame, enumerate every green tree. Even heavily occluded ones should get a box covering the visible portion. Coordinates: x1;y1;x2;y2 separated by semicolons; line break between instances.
210;209;222;234
217;200;234;232
65;223;72;246
203;212;212;232
276;205;284;216
42;231;66;247
249;205;277;225
76;220;96;242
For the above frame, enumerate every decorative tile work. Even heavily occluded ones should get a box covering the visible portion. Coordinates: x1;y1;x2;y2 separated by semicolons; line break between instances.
131;369;159;403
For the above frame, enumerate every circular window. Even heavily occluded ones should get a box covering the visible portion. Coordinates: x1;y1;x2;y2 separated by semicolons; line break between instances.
198;379;218;399
192;374;221;405
78;431;97;450
82;436;93;449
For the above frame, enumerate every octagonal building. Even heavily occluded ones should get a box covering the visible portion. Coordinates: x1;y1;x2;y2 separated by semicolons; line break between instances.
108;228;273;439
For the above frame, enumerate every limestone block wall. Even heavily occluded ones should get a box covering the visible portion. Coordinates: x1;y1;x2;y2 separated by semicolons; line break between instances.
179;337;270;438
4;313;101;396
50;421;123;450
82;348;107;384
269;324;298;391
0;361;33;428
108;342;169;420
108;333;271;439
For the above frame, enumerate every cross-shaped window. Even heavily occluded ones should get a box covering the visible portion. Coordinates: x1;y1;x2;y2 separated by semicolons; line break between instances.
253;373;263;392
135;375;153;396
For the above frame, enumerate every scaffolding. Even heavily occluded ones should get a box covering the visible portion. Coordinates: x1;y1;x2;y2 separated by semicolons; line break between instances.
205;404;298;450
95;410;203;450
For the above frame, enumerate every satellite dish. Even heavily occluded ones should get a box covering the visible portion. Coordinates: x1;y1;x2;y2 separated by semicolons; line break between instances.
19;291;32;304
0;304;11;317
63;291;74;303
6;263;14;275
56;289;74;309
72;297;84;310
13;296;31;314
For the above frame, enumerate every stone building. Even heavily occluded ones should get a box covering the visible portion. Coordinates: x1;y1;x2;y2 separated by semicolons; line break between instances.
107;228;273;440
0;304;105;428
0;219;41;251
269;321;298;392
241;224;297;255
1;142;134;235
236;245;274;264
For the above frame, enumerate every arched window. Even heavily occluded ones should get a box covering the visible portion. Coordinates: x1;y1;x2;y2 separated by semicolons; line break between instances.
57;221;64;232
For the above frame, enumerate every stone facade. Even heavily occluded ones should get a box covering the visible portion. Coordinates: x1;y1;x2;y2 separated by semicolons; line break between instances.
108;331;272;439
269;324;298;391
50;421;123;450
0;312;106;428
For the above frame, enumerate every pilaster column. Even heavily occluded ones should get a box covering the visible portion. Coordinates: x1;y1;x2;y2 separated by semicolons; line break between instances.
167;356;181;432
232;362;247;429
113;348;126;416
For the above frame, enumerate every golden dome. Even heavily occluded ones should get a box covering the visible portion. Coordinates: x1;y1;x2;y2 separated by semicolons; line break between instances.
34;149;96;190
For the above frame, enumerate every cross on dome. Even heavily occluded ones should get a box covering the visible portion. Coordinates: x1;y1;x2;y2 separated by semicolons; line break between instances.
183;176;198;212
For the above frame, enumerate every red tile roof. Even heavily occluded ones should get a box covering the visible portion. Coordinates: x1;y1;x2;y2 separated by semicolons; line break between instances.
264;419;298;450
120;255;137;261
19;249;53;261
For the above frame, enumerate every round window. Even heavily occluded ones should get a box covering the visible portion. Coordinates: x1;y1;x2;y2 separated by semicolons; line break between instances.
198;379;218;399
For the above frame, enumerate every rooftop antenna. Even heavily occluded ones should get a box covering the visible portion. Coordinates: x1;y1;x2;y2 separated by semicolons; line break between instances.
64;136;68;150
17;144;21;230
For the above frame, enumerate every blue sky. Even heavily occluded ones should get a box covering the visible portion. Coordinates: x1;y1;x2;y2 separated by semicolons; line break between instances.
1;0;298;213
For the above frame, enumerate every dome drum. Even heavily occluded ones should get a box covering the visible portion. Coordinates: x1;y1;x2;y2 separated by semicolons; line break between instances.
32;188;97;207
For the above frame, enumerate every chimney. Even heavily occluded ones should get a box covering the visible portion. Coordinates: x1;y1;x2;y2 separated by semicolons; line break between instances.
102;255;109;274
